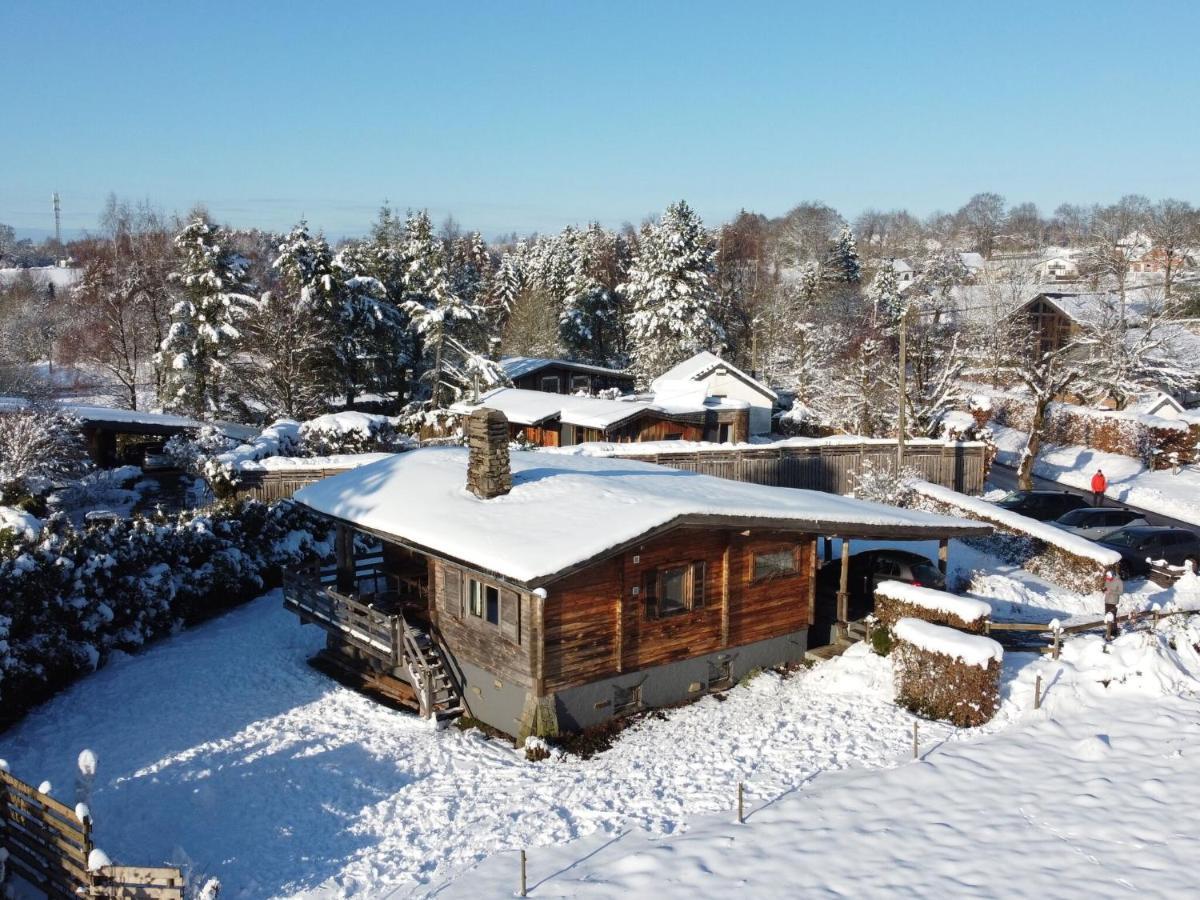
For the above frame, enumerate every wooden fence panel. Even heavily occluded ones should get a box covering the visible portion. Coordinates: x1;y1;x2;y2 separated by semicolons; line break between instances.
1;769;91;900
227;441;986;502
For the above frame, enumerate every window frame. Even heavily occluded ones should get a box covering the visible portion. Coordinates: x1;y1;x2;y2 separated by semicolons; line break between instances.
570;374;591;392
752;546;800;582
643;561;706;619
540;375;561;392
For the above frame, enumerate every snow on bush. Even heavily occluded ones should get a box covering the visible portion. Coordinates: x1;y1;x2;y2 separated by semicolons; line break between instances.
0;405;90;504
850;459;920;507
163;425;239;475
0;498;332;725
874;580;991;633
298;411;414;456
201;420;302;496
0;505;42;542
892;617;1003;727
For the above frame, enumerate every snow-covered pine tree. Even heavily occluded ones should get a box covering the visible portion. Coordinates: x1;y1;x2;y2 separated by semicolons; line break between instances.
623;201;724;385
559;224;623;367
866;261;905;329
158;218;255;418
401;211;483;406
824;224;862;284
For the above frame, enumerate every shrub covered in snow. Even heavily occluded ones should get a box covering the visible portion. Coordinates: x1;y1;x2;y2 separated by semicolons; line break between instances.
850;459;920;507
298;411;414;456
892;617;1003;727
0;498;332;726
163;425;240;475
0;405;91;506
874;581;991;634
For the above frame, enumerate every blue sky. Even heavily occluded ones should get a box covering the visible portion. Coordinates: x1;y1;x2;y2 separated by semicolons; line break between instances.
2;0;1197;240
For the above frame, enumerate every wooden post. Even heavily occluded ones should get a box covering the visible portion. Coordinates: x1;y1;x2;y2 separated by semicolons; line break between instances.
807;539;818;627
937;538;949;576
335;524;355;594
737;781;744;824
912;721;919;759
519;849;527;897
836;538;850;638
1052;627;1061;660
720;538;731;648
533;591;546;697
1034;673;1042;710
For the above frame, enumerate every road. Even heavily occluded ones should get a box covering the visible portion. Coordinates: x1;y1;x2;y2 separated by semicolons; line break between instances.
988;461;1199;534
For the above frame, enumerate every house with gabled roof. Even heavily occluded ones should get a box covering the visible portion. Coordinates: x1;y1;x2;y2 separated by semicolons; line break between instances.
498;356;635;395
651;351;778;436
283;409;990;738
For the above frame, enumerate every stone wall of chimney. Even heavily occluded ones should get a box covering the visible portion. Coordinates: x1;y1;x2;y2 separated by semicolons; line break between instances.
466;408;512;499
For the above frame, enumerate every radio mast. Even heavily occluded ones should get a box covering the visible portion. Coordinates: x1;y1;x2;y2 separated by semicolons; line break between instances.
53;191;61;244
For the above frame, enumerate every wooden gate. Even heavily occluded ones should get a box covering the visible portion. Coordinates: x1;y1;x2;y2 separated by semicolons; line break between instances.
0;769;183;900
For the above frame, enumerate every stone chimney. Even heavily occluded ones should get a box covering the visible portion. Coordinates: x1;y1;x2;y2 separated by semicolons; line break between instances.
466;408;512;499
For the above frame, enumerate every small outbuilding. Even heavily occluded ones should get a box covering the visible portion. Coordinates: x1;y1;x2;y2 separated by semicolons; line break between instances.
498;357;635;395
651;351;778;436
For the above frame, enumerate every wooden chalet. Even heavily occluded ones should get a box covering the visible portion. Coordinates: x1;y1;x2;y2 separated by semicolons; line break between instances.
499;356;636;395
453;387;750;447
284;409;990;739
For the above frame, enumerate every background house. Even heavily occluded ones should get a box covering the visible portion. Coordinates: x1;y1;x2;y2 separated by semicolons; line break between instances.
499;357;635;395
651;351;778;436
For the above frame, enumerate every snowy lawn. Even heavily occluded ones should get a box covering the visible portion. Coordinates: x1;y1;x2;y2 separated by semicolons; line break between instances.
992;422;1200;526
0;591;963;898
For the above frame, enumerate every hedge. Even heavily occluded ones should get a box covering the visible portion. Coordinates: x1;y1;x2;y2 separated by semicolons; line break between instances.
892;618;1003;727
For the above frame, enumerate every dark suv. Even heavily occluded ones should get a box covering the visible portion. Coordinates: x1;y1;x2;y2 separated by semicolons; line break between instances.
1096;527;1200;577
993;490;1088;521
815;549;946;621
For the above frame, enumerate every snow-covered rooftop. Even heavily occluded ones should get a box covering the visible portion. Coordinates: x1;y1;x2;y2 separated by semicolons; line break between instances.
651;351;778;401
294;447;991;585
499;356;632;380
452;387;726;431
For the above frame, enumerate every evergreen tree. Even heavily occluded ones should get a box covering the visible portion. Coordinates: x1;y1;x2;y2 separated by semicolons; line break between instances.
867;261;905;329
824;225;862;284
158;218;255;418
559;224;623;367
623;201;724;384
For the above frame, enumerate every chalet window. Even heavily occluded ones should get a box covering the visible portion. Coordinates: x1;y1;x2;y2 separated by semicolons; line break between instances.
644;562;705;618
613;684;642;716
663;432;684;441
570;375;590;392
469;578;500;623
540;375;560;392
468;580;484;618
467;577;519;643
753;548;798;581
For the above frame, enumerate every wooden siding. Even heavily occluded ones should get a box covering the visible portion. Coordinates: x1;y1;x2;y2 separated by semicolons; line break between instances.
433;560;536;688
229;439;985;501
511;364;635;395
510;422;561;447
541;527;813;693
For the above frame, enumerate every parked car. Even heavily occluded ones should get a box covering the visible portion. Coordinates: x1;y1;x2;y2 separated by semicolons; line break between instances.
1095;527;1200;577
992;490;1088;521
1053;507;1149;540
815;549;946;621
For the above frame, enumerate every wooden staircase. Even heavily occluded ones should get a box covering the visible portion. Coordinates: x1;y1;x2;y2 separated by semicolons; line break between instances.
804;619;870;664
284;572;466;722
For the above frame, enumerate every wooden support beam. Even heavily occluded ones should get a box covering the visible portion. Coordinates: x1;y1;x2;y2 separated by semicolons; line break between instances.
335;524;355;594
938;538;949;575
836;537;850;637
720;537;731;648
807;538;817;627
533;590;546;697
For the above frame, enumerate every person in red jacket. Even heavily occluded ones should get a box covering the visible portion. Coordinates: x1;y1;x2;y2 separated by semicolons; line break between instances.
1091;469;1107;506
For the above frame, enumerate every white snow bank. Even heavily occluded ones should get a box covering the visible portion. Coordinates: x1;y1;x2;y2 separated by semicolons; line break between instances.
299;411;395;437
913;480;1122;566
295;448;986;584
212;419;301;473
0;506;43;541
236;452;396;473
893;617;1003;667
876;580;991;623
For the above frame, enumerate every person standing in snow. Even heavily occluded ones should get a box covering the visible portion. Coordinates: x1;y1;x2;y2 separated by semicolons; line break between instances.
1091;469;1107;507
1103;569;1123;639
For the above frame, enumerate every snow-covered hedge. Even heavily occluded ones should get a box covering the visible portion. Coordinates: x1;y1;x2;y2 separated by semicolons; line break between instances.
912;480;1119;594
892;617;1003;727
0;499;332;727
298;412;415;456
989;394;1199;469
875;580;991;633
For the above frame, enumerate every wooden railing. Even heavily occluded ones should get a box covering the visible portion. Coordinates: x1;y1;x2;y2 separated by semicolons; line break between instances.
0;768;182;900
283;572;397;660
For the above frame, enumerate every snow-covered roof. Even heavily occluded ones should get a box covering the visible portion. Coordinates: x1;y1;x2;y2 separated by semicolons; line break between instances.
0;265;82;289
499;356;632;381
958;252;985;271
893;618;1003;668
293;447;991;586
651;351;778;402
452;387;723;431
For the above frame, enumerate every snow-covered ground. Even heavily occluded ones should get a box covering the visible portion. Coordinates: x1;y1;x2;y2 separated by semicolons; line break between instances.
992;423;1200;527
0;560;1192;898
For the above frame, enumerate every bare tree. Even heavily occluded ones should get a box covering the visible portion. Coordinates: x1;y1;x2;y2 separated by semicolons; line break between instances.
956;193;1007;258
1146;198;1198;299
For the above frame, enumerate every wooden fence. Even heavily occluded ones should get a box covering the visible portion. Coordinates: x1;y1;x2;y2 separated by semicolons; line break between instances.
0;768;182;900
228;440;987;502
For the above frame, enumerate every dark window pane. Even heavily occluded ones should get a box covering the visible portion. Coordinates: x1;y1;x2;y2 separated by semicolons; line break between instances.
485;585;500;624
755;549;797;580
660;567;688;614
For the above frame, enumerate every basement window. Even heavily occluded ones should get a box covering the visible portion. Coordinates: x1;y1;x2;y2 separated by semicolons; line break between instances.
644;562;706;619
753;548;798;582
613;684;642;716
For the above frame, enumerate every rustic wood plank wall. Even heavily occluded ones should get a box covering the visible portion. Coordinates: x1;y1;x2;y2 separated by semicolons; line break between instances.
227;441;985;502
